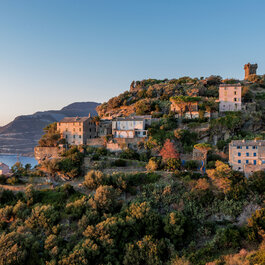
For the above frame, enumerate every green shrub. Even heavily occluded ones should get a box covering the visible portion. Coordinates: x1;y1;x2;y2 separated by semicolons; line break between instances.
112;159;127;167
83;170;107;190
184;160;199;170
165;158;181;171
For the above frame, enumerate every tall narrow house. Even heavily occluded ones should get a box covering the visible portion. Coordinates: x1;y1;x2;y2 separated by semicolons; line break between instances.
218;83;242;112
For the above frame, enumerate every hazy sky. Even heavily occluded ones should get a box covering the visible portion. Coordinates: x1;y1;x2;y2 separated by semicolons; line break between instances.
0;0;265;126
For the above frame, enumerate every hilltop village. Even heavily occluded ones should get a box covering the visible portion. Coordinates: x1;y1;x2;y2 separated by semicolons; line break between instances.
35;63;265;177
2;64;265;264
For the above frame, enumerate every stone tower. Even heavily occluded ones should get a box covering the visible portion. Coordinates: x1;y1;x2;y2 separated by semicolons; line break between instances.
244;63;258;80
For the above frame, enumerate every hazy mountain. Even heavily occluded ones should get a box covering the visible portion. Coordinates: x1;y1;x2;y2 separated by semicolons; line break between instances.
0;102;100;155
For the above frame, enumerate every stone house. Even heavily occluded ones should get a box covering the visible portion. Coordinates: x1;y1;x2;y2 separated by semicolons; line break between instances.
57;116;97;145
229;140;265;176
0;162;11;175
170;99;216;119
96;120;112;137
112;116;148;138
218;84;242;112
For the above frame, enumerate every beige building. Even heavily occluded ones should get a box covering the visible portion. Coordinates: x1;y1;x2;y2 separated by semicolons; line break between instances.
229;140;265;176
219;84;242;112
57;116;97;145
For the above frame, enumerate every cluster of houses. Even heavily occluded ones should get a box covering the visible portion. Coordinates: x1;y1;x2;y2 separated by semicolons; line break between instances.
56;115;155;146
33;63;265;177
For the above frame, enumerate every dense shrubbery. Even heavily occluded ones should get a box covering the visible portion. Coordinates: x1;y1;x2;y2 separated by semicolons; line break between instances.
41;146;85;179
1;163;265;264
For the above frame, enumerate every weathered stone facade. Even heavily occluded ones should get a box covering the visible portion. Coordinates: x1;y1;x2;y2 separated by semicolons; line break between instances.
57;116;97;145
229;140;265;176
34;145;66;163
244;63;258;80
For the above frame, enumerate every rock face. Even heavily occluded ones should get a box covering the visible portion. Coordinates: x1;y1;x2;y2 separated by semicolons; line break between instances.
34;146;66;163
0;102;100;155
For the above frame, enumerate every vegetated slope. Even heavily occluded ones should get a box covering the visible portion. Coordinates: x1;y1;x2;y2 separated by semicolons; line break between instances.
0;102;100;155
96;77;220;118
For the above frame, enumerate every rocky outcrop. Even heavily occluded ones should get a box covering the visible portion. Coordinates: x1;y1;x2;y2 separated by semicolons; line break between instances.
34;146;66;163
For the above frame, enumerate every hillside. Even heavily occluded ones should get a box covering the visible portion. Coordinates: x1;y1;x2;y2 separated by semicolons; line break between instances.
0;102;100;155
97;77;222;118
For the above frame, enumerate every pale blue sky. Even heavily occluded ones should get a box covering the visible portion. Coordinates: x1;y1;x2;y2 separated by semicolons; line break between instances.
0;0;265;125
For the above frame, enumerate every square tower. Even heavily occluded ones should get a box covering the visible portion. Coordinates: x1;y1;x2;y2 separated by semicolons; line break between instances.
244;63;258;80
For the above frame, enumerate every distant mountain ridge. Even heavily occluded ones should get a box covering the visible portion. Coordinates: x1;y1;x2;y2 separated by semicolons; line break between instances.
0;102;100;155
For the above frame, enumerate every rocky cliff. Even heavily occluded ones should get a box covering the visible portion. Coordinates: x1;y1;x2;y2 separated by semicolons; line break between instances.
0;102;100;155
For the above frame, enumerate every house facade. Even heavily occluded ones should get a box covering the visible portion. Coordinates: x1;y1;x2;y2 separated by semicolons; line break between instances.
229;140;265;176
219;84;242;112
96;120;112;137
0;163;11;175
57;116;97;145
112;117;148;138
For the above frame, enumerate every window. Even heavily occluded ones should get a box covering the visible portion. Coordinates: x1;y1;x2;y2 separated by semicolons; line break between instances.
254;153;257;157
234;98;237;102
238;152;241;156
238;160;241;163
73;135;75;138
237;146;241;149
253;146;257;149
79;128;81;132
79;135;81;139
66;135;68;138
234;91;237;95
246;160;249;164
73;128;75;132
254;160;257;165
246;152;249;157
246;146;249;149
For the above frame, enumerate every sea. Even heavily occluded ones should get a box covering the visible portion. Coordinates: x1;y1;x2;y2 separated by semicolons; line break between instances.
0;154;38;168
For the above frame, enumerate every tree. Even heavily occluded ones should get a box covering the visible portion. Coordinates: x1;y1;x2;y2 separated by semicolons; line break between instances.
247;208;265;241
160;139;180;161
170;96;188;118
206;161;232;193
90;185;119;213
185;96;201;119
194;143;212;173
170;96;201;119
146;158;160;171
83;170;106;189
11;162;25;177
38;123;61;147
123;236;162;265
164;211;186;246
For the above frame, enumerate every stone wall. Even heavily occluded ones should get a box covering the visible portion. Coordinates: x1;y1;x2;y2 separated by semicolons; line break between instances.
86;138;105;147
34;146;65;163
